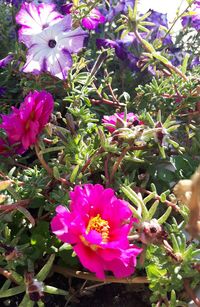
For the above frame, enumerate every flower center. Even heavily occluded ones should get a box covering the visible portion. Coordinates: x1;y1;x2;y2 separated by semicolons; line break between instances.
48;39;57;48
86;214;110;242
25;112;35;131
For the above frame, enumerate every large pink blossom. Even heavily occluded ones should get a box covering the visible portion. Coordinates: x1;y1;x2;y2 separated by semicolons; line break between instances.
51;184;142;279
1;90;54;151
102;112;142;133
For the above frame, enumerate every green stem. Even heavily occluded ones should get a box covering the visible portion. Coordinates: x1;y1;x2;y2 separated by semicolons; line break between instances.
134;29;188;81
163;3;192;40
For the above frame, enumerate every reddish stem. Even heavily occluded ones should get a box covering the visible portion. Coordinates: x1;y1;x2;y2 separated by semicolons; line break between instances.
90;98;122;108
134;186;180;212
0;267;20;284
0;199;30;212
35;143;71;187
184;279;200;306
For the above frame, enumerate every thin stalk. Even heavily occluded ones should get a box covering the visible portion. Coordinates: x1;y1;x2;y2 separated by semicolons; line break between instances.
53;265;149;284
134;29;188;81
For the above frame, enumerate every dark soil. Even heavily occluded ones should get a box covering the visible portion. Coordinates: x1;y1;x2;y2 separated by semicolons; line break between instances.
0;273;151;306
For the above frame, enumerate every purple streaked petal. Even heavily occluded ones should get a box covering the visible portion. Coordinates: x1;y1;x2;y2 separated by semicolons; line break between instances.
46;48;73;80
16;2;63;39
58;27;88;53
22;44;49;74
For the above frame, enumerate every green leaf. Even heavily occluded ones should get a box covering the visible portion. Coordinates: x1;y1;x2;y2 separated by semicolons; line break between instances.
158;144;166;159
181;53;190;74
152;52;169;65
148;200;159;220
141;39;155;53
70;165;79;183
171;233;180;253
0;280;11;291
19;294;34;307
0;285;25;298
146;113;155;127
170;289;177;306
160;193;166;202
121;186;148;219
36;254;55;281
147;264;167;278
59;243;72;252
44;285;68;296
157;206;172;224
144;192;156;205
128;204;141;220
53;166;60;180
150;183;157;193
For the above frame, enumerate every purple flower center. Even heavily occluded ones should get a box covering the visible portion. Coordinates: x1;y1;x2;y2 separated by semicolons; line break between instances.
48;40;57;48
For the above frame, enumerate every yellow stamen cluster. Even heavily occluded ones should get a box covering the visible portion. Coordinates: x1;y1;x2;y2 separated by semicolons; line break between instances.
87;214;110;242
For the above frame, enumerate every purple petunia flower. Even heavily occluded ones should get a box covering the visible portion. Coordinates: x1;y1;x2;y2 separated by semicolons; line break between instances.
96;38;140;72
168;47;185;67
16;3;88;80
182;1;200;31
16;2;63;42
146;10;173;46
106;0;135;21
0;55;13;68
190;55;200;68
81;8;106;30
61;3;73;14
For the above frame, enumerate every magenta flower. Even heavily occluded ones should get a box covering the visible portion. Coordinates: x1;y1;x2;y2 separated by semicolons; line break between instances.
102;112;142;133
51;184;142;279
1;90;54;151
82;8;106;30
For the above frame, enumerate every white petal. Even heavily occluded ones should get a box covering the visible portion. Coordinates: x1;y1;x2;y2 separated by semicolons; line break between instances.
58;27;88;53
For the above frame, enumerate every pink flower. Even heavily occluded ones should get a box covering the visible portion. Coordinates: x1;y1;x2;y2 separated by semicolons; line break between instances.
51;184;142;279
102;112;142;133
81;8;106;30
1;90;54;151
